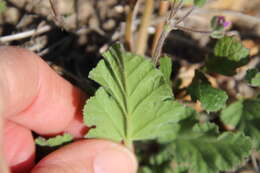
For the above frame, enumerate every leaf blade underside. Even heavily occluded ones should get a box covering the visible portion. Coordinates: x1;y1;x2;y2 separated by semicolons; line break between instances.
84;44;188;143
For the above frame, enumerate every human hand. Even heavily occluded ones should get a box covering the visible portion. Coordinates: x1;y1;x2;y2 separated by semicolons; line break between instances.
0;47;137;173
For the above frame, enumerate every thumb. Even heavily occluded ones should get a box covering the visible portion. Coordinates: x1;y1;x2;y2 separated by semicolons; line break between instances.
31;139;137;173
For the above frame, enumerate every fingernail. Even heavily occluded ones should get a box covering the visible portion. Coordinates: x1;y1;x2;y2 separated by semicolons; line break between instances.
93;147;137;173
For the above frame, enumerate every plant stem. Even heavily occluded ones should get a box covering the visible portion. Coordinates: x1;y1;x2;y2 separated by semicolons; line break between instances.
152;0;184;64
135;0;154;55
124;139;135;152
152;25;171;65
124;0;139;51
151;1;170;56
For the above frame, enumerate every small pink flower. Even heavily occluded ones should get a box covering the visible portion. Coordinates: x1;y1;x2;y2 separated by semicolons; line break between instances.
217;16;231;28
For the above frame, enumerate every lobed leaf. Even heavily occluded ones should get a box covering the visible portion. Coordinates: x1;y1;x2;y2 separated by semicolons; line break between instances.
221;98;260;150
84;44;189;144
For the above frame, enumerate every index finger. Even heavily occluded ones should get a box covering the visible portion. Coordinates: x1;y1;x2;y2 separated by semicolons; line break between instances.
0;46;87;135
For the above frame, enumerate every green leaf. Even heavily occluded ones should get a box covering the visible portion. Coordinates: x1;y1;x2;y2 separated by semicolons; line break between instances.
206;36;249;76
221;98;260;150
245;68;260;87
187;70;228;112
160;56;172;88
205;55;248;76
194;0;207;7
35;134;73;147
214;37;249;62
84;44;189;144
160;118;252;173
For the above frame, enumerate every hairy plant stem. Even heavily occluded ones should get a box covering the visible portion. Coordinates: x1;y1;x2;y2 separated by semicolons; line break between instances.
136;0;154;55
152;26;171;65
151;1;170;56
152;0;182;64
152;1;208;64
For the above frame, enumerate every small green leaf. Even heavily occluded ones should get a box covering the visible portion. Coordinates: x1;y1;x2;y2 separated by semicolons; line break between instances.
159;117;252;173
206;36;249;76
221;98;260;150
245;68;260;87
84;44;189;145
214;37;249;62
187;70;228;112
205;55;248;76
160;56;172;88
35;134;73;147
194;0;207;7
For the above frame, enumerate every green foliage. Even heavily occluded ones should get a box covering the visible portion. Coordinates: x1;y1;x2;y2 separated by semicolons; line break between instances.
158;115;252;173
221;98;260;150
0;1;6;13
84;44;189;145
245;68;260;87
206;37;249;76
35;134;73;147
187;70;228;112
83;41;255;173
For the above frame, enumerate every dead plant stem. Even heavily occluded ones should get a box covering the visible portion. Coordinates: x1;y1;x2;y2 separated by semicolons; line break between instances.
125;1;139;51
136;0;154;55
0;25;51;43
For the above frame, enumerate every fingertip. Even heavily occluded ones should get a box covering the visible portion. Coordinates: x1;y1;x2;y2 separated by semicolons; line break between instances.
93;143;137;173
32;140;137;173
0;46;87;135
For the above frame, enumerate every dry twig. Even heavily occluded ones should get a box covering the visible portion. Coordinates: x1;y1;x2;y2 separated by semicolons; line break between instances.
124;0;139;51
0;25;52;43
135;0;154;55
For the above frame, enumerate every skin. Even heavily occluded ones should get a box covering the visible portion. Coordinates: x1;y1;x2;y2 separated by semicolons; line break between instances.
0;47;137;173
